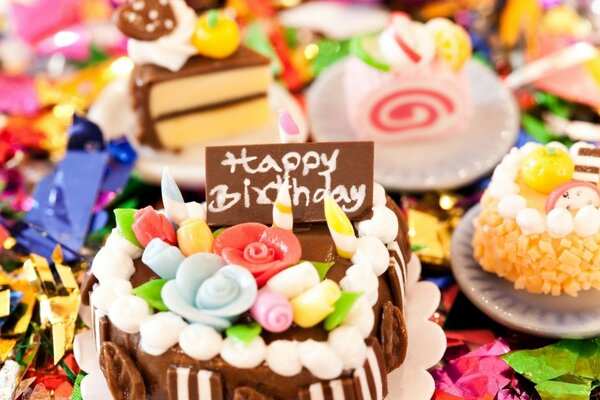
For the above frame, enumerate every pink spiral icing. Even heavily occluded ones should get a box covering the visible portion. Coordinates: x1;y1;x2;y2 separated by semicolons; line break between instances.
243;242;276;264
250;288;293;333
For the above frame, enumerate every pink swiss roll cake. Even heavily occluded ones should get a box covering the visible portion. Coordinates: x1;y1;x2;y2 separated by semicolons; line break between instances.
344;13;472;143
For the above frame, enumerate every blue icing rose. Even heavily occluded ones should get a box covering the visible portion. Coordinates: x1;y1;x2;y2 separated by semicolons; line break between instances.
161;253;257;330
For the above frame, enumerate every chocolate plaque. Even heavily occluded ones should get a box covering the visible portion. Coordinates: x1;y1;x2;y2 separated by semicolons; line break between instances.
205;142;374;226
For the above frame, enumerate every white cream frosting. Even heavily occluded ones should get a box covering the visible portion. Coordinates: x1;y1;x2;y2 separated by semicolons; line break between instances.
90;278;132;313
140;312;188;356
105;228;143;258
91;247;135;283
179;324;223;361
266;340;303;377
328;326;367;370
351;236;389;276
516;208;546;235
265;261;320;299
340;263;379;306
356;206;399;244
298;340;344;380
220;337;267;369
127;0;197;72
574;205;600;237
373;183;387;207
497;194;527;219
186;201;207;221
546;208;574;238
341;296;375;338
108;295;152;334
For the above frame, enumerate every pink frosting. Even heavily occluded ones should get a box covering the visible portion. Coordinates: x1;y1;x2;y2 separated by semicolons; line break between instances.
278;109;300;136
250;288;293;333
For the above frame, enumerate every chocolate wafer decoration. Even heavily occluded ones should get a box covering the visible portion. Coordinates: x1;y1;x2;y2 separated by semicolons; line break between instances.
167;366;224;400
386;241;407;310
352;340;387;400
116;0;177;41
574;148;600;184
298;379;357;400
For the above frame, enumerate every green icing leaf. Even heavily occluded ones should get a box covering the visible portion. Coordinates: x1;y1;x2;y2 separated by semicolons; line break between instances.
226;322;262;347
411;245;427;252
306;261;335;281
324;291;362;331
133;279;169;311
114;208;141;247
212;227;226;238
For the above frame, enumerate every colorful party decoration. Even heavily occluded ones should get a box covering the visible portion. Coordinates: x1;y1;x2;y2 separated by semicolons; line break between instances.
132;206;177;248
192;10;241;59
290;279;341;328
132;279;169;312
250;288;293;333
176;218;214;256
272;177;293;230
324;196;357;259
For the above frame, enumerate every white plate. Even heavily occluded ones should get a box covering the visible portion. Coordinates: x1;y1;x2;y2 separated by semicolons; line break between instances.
89;78;307;189
74;254;446;400
451;204;600;339
307;59;520;191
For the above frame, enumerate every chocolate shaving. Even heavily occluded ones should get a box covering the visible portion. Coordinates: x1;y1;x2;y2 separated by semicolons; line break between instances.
380;301;408;371
233;387;274;400
115;0;177;41
99;342;146;400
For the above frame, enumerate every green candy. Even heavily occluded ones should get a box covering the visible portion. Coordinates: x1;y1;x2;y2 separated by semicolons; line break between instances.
226;322;262;347
133;279;168;311
114;208;141;247
324;291;362;331
350;34;391;72
308;261;335;281
212;227;226;239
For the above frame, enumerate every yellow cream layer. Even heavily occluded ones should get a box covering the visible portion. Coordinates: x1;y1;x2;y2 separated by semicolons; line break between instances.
150;65;271;118
155;97;271;150
473;193;600;296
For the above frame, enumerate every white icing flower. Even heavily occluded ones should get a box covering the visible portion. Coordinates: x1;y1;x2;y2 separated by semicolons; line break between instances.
340;264;379;306
298;340;343;380
91;247;135;283
516;208;546;235
497;194;527;219
186;201;206;221
328;326;367;370
140;312;188;356
105;228;142;258
266;340;302;377
108;295;152;334
90;278;132;313
356;206;399;244
372;183;387;207
574;205;600;237
266;261;320;299
488;178;520;200
351;236;390;276
341;296;374;338
220;337;266;369
179;324;223;361
545;208;574;238
127;0;197;72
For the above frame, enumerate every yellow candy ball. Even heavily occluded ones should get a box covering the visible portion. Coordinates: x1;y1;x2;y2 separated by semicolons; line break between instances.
192;10;240;59
521;146;574;194
426;18;472;72
291;280;341;328
177;218;214;256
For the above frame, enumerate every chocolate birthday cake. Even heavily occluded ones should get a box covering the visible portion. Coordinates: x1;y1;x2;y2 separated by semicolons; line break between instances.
115;0;272;150
83;142;411;399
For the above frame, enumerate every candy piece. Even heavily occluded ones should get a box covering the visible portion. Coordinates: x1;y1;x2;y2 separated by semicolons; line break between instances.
132;206;177;248
278;110;302;144
272;177;293;230
291;280;341;328
546;180;600;212
324;291;363;331
132;279;169;311
573;147;600;184
114;209;142;247
265;261;320;299
161;168;188;225
177;218;214;256
226;322;262;347
115;0;177;41
426;18;472;72
250;288;293;333
309;261;335;281
324;196;357;259
520;146;574;194
141;238;184;280
192;9;240;59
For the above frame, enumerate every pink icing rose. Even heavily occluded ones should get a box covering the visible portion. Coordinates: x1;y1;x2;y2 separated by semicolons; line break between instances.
132;206;177;248
250;288;293;333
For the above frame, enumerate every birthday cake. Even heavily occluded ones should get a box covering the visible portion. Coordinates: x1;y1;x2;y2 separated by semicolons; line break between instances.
115;1;272;150
344;13;472;143
82;142;411;399
473;141;600;296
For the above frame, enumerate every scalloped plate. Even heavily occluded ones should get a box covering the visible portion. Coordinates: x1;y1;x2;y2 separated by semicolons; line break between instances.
74;254;445;400
307;59;520;191
451;204;600;339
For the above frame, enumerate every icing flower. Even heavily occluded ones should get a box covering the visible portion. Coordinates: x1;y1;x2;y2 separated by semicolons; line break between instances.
132;206;176;248
213;223;302;287
161;253;257;330
250;288;293;333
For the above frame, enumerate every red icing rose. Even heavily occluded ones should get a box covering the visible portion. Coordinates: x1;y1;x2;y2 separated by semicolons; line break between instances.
132;206;176;247
213;223;301;287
